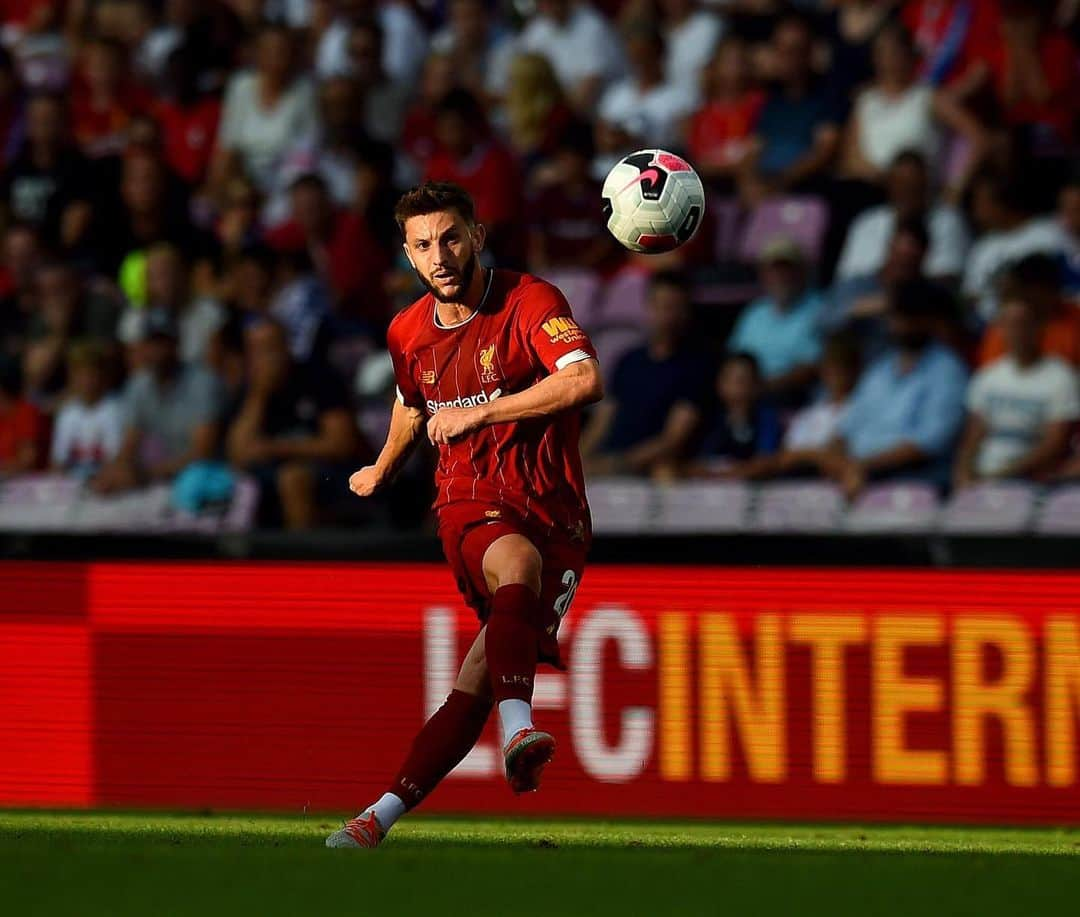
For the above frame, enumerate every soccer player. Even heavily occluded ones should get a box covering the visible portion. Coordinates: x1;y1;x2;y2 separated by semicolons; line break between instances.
326;182;602;849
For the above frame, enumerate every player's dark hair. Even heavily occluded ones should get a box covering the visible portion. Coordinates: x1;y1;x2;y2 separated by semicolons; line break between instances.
394;181;476;237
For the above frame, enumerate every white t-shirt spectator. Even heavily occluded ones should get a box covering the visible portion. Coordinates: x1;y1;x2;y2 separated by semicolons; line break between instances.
50;396;125;474
854;85;939;173
963;217;1064;321
217;72;317;192
967;355;1080;476
665;10;724;92
783;399;849;451
598;78;698;148
518;4;625;96
316;3;429;83
837;204;971;281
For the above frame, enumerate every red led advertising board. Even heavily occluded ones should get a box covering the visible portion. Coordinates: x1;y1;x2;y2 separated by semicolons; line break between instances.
3;562;1080;823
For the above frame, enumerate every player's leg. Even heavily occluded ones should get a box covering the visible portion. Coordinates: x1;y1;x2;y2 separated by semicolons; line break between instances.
480;533;557;792
326;631;493;848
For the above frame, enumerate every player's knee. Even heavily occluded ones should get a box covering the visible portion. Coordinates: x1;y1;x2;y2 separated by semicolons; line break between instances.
493;543;542;594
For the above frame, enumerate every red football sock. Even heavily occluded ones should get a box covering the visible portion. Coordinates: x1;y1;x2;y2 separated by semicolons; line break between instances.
485;583;541;704
390;689;492;810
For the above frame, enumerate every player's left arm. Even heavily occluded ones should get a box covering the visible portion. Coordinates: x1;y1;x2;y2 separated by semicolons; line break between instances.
427;359;602;444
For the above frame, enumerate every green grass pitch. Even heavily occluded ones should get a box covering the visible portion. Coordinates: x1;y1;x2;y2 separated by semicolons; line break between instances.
2;811;1079;916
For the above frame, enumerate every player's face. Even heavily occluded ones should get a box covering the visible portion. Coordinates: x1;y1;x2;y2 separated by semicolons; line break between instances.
402;210;486;303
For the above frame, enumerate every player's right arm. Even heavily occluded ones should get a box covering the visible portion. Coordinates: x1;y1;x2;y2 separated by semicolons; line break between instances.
349;397;426;497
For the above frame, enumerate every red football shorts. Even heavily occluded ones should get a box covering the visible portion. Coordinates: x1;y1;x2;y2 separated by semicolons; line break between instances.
436;502;589;669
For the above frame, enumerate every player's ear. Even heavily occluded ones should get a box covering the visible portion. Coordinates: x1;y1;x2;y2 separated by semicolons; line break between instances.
471;222;486;253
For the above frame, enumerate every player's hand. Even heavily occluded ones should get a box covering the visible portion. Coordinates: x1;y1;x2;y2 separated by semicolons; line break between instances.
348;465;383;497
427;407;483;445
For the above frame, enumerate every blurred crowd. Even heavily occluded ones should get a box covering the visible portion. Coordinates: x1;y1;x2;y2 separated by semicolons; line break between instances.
1;0;1079;530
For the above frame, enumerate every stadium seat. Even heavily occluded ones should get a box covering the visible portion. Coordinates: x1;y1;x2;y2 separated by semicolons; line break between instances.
591;327;644;389
0;474;81;531
739;196;829;266
845;482;940;532
539;268;604;330
586;477;654;534
1036;485;1080;534
654;481;751;533
941;482;1038;534
752;481;845;532
597;268;651;328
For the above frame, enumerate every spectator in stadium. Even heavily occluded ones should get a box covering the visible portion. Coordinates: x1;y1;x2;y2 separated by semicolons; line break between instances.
213;176;263;265
2;93;94;251
70;35;149;159
978;254;1080;367
0;360;43;476
153;42;222;188
226;318;362;529
0;223;41;360
686;35;765;189
902;0;1002;89
596;24;698;150
526;122;622;274
954;296;1079;489
659;0;725;94
963;169;1063;321
424;89;525;267
1056;173;1080;294
125;243;226;367
211;21;317;194
727;237;824;403
0;46;23;168
344;16;413;145
823;279;968;496
836;150;970;283
821;0;897;105
49;340;124;478
92;309;224;494
737;11;843;204
581;272;713;477
429;0;516;103
500;53;576;179
266;173;389;324
691;351;782;473
23;260;121;410
227;244;330;367
316;0;429;86
401;51;459;173
823;216;932;362
515;0;626;113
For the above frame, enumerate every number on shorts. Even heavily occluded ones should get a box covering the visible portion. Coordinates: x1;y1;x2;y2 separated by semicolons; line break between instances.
553;569;578;619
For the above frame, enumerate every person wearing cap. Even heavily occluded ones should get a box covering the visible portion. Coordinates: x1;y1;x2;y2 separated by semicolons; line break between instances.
727;235;825;404
822;279;968;498
92;309;225;494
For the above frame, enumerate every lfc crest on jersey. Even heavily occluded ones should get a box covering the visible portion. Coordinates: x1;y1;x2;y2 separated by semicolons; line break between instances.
479;343;498;383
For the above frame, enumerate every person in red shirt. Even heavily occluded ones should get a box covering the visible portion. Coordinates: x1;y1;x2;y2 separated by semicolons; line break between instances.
686;35;765;188
903;0;1003;89
0;361;43;475
265;173;389;324
325;182;602;850
423;89;526;267
153;44;222;187
70;36;150;159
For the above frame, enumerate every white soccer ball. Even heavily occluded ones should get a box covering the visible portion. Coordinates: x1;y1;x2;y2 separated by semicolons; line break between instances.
602;149;706;254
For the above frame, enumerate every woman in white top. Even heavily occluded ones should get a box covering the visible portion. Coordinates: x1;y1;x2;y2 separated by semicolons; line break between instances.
842;23;939;183
210;23;317;194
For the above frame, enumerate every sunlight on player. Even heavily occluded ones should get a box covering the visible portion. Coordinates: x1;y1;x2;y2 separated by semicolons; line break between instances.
327;182;603;849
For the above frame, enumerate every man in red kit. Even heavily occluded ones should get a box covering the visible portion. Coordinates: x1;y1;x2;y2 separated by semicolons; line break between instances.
326;182;602;849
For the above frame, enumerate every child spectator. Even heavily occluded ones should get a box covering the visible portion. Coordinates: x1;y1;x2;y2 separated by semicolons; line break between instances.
50;341;124;478
955;296;1079;488
693;352;782;473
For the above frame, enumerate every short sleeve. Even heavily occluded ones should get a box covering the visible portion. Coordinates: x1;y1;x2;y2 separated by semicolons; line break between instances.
386;321;424;410
1048;365;1080;422
520;281;598;374
216;74;246;151
965;368;990;417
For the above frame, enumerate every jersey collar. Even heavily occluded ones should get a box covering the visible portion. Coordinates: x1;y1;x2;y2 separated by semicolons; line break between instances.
432;268;494;330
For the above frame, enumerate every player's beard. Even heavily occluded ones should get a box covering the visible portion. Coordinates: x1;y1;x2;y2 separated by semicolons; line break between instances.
417;252;478;304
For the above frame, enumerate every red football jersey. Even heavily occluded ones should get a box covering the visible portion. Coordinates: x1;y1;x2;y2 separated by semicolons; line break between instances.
387;269;597;538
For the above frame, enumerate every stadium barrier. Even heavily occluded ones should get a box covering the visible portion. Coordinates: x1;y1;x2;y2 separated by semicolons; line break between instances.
4;561;1080;825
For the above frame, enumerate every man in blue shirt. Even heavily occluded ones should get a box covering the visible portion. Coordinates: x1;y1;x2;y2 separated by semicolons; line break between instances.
738;12;842;203
581;272;713;476
825;279;968;496
728;236;824;403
